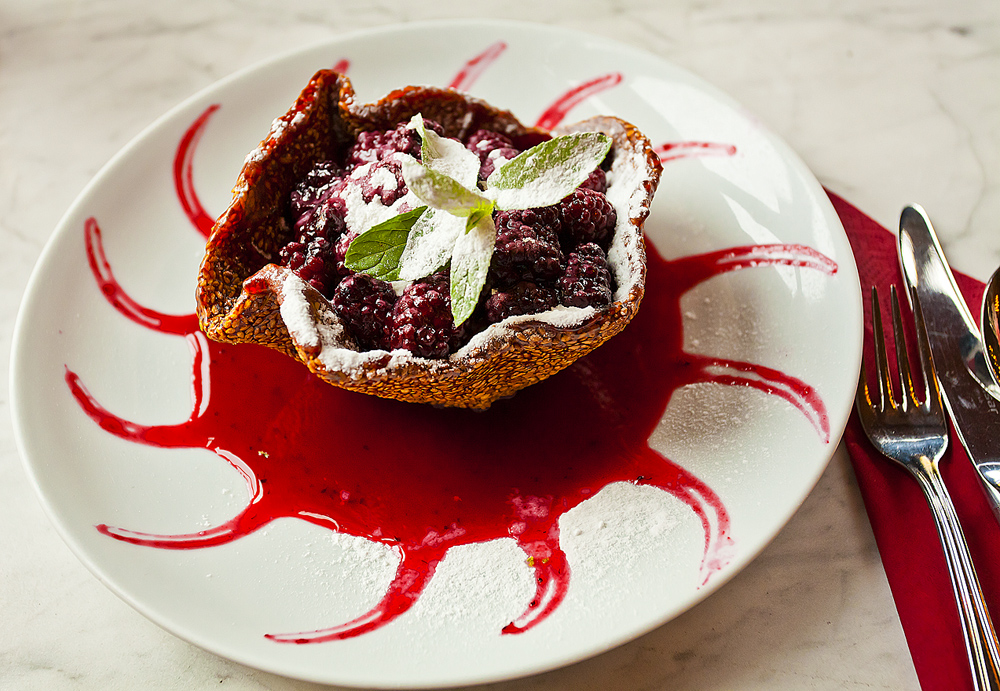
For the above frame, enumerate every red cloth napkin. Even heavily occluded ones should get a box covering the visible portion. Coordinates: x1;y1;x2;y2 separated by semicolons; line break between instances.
832;191;1000;691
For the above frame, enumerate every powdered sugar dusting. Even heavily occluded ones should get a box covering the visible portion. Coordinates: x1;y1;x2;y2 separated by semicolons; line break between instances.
270;111;306;140
341;153;421;233
368;165;399;191
408;540;534;638
604;146;647;301
486;163;592;211
456;304;596;357
486;149;514;172
397;209;464;281
559;482;703;601
277;283;454;378
244;147;266;166
486;132;611;210
313;319;369;373
279;274;321;349
279;274;373;373
416;118;481;188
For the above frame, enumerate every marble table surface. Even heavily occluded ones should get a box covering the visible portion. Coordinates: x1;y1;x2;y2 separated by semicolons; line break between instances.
2;0;997;689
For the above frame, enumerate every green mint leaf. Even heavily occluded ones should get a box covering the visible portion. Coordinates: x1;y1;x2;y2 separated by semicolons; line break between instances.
449;214;496;326
402;159;490;216
410;114;479;188
464;203;495;234
344;206;428;280
410;113;430;150
486;132;612;210
397;208;464;281
411;113;446;166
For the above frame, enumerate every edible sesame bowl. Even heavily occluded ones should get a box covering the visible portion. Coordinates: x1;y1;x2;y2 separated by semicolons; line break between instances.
196;69;662;409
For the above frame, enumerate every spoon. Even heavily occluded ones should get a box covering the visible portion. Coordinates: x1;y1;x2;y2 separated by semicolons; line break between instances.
982;267;1000;389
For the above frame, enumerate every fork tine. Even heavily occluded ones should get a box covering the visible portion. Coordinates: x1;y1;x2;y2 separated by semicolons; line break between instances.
870;286;894;411
854;286;997;689
890;286;916;412
911;290;946;417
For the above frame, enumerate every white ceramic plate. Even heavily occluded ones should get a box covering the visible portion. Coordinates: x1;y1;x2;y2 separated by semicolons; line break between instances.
11;20;862;689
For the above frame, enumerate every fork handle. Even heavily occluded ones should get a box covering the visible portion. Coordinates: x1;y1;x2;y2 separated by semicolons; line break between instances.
913;460;1000;691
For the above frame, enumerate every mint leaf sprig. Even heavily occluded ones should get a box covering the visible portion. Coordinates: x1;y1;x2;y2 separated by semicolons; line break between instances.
345;114;612;327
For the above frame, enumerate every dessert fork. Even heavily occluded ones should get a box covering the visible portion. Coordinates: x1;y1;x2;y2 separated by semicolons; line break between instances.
856;285;1000;690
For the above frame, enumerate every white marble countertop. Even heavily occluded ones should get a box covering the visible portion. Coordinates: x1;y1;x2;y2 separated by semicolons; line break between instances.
2;0;997;689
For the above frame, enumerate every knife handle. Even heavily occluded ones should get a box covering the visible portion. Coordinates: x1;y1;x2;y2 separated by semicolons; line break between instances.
920;467;1000;690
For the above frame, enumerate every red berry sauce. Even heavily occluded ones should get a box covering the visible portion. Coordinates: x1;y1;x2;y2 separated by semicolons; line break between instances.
65;66;835;644
656;141;739;163
448;40;508;92
535;73;625;130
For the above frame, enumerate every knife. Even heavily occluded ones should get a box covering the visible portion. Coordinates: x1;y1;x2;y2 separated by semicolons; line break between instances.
897;203;1000;524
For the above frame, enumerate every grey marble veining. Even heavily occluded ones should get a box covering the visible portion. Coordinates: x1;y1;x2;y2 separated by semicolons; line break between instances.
2;0;998;688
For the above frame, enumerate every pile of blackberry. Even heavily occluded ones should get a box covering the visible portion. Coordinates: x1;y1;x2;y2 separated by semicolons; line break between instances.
278;121;618;359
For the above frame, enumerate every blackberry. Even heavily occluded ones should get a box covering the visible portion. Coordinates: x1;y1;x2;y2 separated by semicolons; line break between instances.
355;158;408;206
466;129;512;152
579;167;607;194
278;235;339;297
557;187;617;250
290;160;343;217
420;271;477;352
347;119;444;168
418;270;450;293
558;242;614;309
465;129;520;180
389;273;456;359
347;125;418;168
332;274;397;350
279;197;348;297
489;206;564;286
333;228;359;277
485;281;558;323
296;194;347;238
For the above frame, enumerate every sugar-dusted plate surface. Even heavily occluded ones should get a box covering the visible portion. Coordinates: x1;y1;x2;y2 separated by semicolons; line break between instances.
11;20;861;689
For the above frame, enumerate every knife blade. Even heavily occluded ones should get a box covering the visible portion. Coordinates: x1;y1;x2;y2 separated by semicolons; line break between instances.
897;203;1000;524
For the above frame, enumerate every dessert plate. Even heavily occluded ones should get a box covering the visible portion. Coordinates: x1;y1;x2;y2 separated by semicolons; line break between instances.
10;20;862;689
